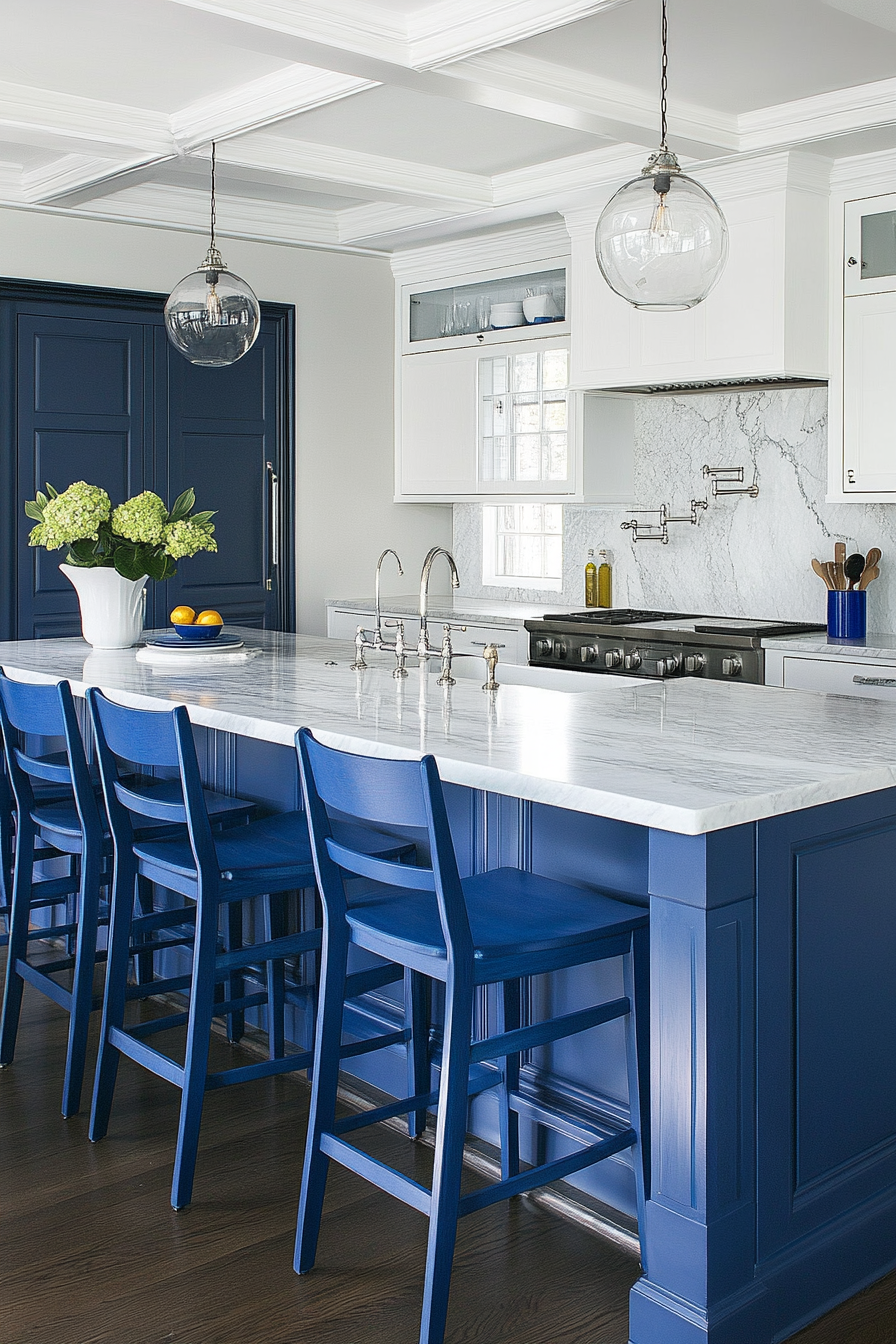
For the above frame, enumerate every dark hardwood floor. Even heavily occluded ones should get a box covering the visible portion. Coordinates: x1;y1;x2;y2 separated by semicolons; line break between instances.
1;964;895;1344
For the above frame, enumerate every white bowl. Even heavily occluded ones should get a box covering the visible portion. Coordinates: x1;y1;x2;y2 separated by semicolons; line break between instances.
523;294;558;321
490;313;526;328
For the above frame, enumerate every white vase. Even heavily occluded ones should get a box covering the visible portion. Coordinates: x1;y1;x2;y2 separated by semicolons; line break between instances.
60;563;148;649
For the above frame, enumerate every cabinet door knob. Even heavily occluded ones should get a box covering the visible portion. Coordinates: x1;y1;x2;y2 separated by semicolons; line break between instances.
847;256;858;266
847;469;856;484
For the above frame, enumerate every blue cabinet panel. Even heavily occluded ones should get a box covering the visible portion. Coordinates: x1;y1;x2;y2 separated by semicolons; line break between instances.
33;331;131;415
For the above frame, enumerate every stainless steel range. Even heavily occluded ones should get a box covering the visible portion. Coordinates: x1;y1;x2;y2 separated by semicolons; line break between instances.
525;610;825;685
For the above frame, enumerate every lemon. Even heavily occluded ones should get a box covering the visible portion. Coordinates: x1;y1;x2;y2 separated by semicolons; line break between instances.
196;609;224;626
170;605;195;625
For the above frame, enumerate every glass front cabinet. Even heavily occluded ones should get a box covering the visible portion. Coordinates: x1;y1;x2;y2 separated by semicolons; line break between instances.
841;194;896;495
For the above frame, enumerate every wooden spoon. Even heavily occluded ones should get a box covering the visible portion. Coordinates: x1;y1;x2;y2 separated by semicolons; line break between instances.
812;558;833;589
835;541;846;568
859;565;880;591
845;553;865;589
865;546;881;572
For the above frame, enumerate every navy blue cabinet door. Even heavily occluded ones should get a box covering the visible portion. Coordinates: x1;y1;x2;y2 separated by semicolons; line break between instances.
2;284;294;641
15;313;152;639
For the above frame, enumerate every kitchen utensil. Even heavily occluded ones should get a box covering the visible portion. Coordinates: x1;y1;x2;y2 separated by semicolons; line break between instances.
833;562;846;590
835;541;846;567
865;546;882;569
844;553;865;588
812;558;834;589
858;565;880;591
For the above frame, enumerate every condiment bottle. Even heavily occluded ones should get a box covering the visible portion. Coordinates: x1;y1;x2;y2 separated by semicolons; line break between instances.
597;549;613;608
584;550;598;607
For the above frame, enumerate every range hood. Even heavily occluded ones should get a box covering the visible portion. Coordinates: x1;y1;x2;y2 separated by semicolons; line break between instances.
597;376;828;396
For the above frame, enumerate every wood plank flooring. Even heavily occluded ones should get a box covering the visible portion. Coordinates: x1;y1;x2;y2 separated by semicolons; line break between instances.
1;967;895;1344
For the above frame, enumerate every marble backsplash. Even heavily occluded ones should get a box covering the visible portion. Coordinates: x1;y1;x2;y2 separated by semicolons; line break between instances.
453;386;896;631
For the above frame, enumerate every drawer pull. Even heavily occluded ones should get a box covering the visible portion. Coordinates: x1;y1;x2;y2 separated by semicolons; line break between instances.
853;675;896;687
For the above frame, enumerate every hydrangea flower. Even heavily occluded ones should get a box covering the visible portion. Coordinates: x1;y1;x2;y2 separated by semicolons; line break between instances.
164;518;218;560
28;481;111;550
112;491;168;545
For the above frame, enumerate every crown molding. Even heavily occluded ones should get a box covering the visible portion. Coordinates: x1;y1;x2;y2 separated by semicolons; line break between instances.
494;143;647;209
442;51;739;155
698;150;833;200
217;132;493;209
830;145;896;193
172;64;378;151
0;80;172;157
0;161;22;200
20;152;174;204
390;219;569;281
337;200;454;244
165;0;407;63
739;75;896;153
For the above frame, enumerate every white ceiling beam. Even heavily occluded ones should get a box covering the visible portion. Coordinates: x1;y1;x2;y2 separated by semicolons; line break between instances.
172;63;379;151
441;52;740;157
216;133;493;210
337;200;458;244
20;152;179;204
163;0;633;70
0;81;173;158
739;75;896;153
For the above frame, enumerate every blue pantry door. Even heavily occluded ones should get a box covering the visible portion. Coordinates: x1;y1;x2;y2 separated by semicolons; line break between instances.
2;282;294;641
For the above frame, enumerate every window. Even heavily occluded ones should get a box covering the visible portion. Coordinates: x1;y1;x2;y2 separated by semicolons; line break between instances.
479;348;569;486
482;503;563;590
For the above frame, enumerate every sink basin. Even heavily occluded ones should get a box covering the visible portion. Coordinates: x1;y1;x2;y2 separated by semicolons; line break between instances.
429;659;614;693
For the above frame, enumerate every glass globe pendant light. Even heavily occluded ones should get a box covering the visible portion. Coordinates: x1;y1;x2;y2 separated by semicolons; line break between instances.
164;143;261;366
595;0;728;311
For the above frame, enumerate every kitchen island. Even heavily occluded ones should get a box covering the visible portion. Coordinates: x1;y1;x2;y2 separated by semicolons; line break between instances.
2;628;896;1344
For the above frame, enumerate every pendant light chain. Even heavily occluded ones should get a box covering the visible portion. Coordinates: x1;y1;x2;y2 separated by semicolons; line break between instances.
210;143;217;252
659;0;668;149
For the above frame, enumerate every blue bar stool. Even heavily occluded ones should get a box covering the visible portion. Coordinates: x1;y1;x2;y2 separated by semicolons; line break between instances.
87;690;417;1210
293;728;650;1344
0;671;254;1118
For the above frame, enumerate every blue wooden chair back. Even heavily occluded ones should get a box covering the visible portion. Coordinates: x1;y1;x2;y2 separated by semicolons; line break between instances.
86;688;218;880
297;728;472;961
0;670;101;847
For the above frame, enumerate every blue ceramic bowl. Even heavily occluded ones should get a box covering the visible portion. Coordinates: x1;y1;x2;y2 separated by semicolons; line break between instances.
172;621;223;642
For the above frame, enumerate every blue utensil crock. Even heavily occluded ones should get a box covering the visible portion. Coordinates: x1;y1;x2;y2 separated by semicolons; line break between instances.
827;589;866;640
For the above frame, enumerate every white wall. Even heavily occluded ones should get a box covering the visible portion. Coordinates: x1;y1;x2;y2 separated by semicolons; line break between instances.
0;205;451;634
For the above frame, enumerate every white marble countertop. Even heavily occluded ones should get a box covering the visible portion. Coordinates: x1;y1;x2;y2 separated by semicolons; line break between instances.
327;595;569;628
2;629;896;837
762;631;896;660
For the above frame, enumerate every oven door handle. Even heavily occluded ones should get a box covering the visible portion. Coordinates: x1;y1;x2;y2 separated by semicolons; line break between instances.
853;675;896;687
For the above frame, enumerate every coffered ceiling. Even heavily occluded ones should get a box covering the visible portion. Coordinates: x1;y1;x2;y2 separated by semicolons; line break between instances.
2;0;896;255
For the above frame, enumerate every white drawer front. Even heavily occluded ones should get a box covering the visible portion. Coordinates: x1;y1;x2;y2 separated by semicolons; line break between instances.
783;656;896;700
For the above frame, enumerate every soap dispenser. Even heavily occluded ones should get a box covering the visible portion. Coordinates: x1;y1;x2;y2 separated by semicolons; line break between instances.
584;550;598;607
597;549;613;608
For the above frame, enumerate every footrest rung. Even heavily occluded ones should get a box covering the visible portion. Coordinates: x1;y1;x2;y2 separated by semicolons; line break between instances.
319;1133;432;1216
333;1088;439;1135
458;1128;637;1218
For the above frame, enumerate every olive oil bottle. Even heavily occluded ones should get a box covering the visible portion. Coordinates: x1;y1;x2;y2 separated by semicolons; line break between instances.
597;549;613;608
584;550;598;607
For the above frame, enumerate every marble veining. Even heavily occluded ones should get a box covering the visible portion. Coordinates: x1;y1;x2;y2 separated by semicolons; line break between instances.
327;595;569;628
454;387;896;631
4;629;896;837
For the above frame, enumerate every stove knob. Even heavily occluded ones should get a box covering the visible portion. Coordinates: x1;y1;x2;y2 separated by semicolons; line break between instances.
555;640;569;661
721;656;742;678
623;649;642;671
683;653;706;675
604;648;624;669
534;639;554;658
656;655;681;677
579;645;598;664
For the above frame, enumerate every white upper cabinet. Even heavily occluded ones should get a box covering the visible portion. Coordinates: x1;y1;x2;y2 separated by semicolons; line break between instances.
832;181;896;497
565;153;830;391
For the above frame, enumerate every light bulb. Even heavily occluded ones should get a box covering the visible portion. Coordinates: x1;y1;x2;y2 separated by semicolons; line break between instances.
165;245;261;367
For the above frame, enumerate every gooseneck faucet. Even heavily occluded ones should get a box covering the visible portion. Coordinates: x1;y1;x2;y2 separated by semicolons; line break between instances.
374;548;403;647
418;547;460;657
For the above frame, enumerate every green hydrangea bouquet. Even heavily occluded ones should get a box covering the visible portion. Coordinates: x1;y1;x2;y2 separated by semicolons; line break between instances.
25;481;217;582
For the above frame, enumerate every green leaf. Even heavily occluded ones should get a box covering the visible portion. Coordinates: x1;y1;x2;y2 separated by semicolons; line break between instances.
46;483;59;498
24;501;45;521
143;549;168;581
69;539;99;563
113;547;146;581
168;488;195;523
35;491;48;509
190;510;215;525
160;554;177;581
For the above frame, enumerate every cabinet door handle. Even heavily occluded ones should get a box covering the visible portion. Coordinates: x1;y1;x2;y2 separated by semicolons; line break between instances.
853;676;896;687
266;461;280;569
847;256;858;266
847;469;856;484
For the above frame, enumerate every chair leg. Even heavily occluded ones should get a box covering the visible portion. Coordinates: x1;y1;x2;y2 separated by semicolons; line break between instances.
132;873;156;985
264;891;287;1060
406;968;430;1138
294;923;350;1274
498;977;521;1181
170;892;219;1210
624;924;650;1273
222;900;245;1043
419;976;474;1344
89;860;138;1142
61;849;102;1118
0;819;36;1066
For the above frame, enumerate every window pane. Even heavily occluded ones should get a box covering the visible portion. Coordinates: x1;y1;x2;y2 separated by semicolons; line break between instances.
542;396;567;432
518;535;543;576
493;396;506;435
492;437;509;480
492;358;508;394
512;352;538;392
542;349;569;389
514;436;540;480
544;433;568;480
512;395;539;434
544;504;562;532
544;535;563;577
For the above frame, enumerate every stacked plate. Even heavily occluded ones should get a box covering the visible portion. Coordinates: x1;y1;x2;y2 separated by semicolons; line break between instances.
489;301;525;329
136;631;256;668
